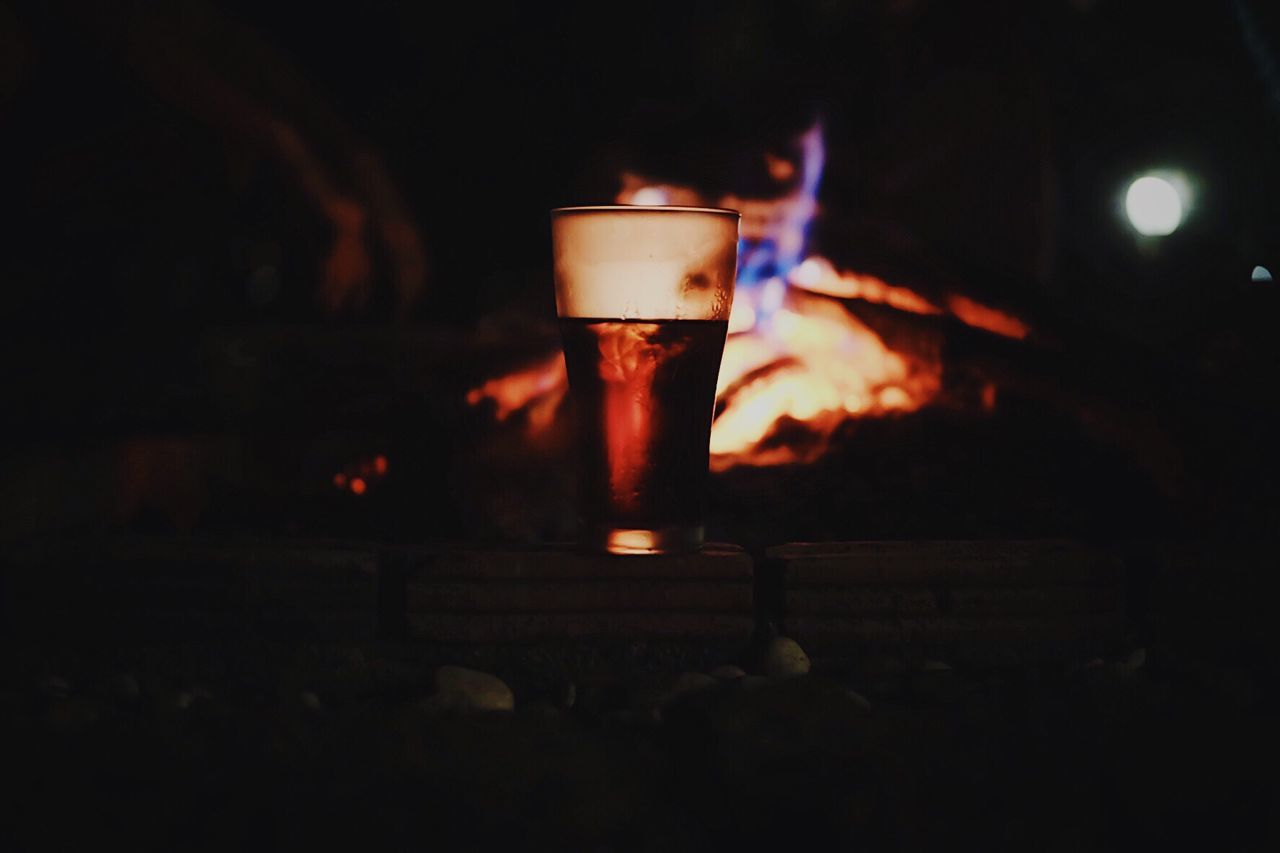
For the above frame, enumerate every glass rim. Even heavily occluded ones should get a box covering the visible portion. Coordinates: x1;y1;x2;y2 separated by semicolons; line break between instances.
551;204;740;218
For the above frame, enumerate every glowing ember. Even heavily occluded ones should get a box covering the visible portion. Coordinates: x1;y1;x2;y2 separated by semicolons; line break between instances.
946;294;1030;340
333;453;391;494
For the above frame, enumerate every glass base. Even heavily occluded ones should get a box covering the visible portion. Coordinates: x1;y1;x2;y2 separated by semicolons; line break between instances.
583;525;705;555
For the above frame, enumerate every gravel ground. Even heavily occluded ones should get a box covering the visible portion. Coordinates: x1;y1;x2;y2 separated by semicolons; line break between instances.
3;632;1273;852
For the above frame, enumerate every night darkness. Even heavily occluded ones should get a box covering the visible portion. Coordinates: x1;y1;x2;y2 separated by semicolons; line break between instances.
3;2;1280;850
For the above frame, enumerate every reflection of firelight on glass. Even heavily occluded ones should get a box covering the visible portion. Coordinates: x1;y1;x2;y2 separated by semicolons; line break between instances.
552;206;739;554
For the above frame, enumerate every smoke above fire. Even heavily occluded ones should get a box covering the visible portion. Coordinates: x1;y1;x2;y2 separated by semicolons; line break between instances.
469;123;1029;469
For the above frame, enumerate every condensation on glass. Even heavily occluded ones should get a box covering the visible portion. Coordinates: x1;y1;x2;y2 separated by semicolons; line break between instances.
552;206;740;555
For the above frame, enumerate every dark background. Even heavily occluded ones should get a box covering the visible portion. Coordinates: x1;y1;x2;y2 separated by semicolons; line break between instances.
5;2;1278;323
2;6;1279;848
2;0;1279;543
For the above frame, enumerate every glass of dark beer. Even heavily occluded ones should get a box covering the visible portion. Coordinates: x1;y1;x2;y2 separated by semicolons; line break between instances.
552;205;740;555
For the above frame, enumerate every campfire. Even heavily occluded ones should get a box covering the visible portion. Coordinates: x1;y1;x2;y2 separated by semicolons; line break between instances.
468;123;1030;470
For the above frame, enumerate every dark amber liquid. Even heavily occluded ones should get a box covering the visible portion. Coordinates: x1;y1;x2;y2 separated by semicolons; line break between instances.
559;318;728;548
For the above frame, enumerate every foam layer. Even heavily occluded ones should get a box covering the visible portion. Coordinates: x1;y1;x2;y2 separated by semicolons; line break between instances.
552;206;739;320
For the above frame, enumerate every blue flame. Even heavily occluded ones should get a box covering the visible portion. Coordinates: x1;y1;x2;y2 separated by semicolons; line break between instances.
735;122;825;326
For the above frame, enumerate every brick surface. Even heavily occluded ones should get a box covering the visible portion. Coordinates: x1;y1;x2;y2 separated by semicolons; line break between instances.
785;584;1123;617
391;542;752;580
408;580;752;613
767;540;1128;662
767;540;1123;585
406;612;756;644
788;613;1126;651
7;537;1133;662
382;543;755;644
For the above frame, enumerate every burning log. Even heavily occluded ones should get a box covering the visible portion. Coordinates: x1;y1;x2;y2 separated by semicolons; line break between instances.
465;121;1041;473
712;356;803;418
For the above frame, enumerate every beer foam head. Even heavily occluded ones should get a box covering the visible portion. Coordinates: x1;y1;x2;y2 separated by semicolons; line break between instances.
552;206;740;320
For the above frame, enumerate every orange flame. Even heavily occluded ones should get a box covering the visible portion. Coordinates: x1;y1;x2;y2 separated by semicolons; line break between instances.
788;257;942;315
946;294;1030;340
466;351;567;421
467;126;1033;469
465;255;1029;470
709;288;939;469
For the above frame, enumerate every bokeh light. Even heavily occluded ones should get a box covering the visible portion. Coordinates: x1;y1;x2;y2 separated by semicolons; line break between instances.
1124;174;1185;237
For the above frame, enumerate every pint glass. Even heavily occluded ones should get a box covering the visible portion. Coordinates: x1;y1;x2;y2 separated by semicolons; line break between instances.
551;206;739;554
